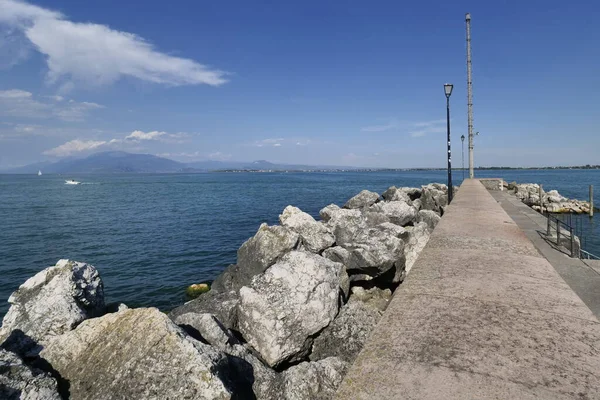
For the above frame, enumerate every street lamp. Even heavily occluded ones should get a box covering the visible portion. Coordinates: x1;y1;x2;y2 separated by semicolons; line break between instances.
461;134;465;182
444;83;454;204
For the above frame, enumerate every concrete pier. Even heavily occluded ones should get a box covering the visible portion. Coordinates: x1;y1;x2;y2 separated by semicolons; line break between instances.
335;179;600;399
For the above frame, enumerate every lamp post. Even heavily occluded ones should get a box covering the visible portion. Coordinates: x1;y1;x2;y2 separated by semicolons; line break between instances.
444;83;454;204
461;134;465;182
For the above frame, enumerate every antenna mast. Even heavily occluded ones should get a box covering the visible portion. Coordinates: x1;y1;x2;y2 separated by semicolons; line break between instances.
466;13;474;178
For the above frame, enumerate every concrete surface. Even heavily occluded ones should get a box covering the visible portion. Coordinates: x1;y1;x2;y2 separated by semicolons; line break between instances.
490;189;600;320
335;179;600;400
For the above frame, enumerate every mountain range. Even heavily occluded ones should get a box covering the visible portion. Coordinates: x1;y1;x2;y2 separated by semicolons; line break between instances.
3;151;357;174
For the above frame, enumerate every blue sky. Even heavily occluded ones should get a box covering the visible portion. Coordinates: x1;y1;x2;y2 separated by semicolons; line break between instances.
0;0;598;168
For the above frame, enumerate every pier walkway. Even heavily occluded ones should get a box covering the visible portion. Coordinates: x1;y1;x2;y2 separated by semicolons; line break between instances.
335;179;600;399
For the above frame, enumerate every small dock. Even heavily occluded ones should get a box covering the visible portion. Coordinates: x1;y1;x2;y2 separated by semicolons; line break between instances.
335;179;600;399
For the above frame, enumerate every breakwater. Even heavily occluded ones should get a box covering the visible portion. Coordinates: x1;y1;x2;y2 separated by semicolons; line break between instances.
0;183;449;399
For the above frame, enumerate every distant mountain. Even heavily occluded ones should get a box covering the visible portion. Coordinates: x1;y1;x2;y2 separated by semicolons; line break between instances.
4;151;360;174
6;151;187;174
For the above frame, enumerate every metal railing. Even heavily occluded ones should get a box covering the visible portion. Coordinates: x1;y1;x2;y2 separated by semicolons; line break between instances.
546;213;600;259
546;213;578;257
581;249;600;260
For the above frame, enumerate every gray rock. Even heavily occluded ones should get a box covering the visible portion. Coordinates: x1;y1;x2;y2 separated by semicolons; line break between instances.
310;300;382;363
322;246;351;265
169;289;239;330
279;206;335;253
404;221;431;274
237;251;343;367
377;222;408;238
222;344;282;400
381;186;412;203
40;308;232;399
412;198;422;211
362;211;391;227
235;223;299;290
319;204;340;222
326;208;368;246
546;189;568;203
343;228;406;283
369;201;418;226
0;349;61;400
173;313;238;350
398;187;422;200
418;209;441;231
349;286;393;312
0;259;104;351
420;183;448;214
281;357;348;400
344;190;380;209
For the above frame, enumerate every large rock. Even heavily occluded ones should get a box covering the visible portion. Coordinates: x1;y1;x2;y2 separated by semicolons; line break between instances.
234;223;299;290
169;289;239;330
237;251;343;367
546;189;568;203
310;299;382;363
420;184;448;214
381;186;412;203
369;201;418;227
326;208;368;246
0;259;104;351
40;308;232;399
343;228;406;283
0;349;61;400
281;357;348;400
279;206;335;253
344;190;380;209
348;286;393;312
404;221;431;273
319;204;340;222
173;313;239;350
418;209;441;231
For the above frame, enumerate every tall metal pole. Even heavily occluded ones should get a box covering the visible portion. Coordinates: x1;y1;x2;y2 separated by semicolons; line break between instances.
447;96;453;203
466;13;474;178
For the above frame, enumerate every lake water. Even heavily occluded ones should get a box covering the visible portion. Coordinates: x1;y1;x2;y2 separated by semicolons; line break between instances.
1;169;599;317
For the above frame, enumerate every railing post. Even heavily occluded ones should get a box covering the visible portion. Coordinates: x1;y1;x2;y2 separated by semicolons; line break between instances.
556;221;560;245
591;185;594;217
539;184;543;214
570;226;575;257
547;214;551;236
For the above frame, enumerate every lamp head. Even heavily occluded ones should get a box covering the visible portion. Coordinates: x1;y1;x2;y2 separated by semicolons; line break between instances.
461;134;465;141
444;83;453;98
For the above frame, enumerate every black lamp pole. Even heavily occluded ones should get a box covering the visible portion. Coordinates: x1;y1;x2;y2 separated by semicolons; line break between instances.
444;83;454;204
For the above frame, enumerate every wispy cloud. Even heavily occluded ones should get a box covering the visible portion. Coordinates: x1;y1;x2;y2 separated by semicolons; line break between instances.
0;0;228;88
361;120;399;133
252;138;285;147
43;139;106;156
42;129;191;156
409;119;446;138
0;89;104;121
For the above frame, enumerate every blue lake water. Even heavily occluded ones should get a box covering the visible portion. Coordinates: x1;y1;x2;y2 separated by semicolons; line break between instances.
1;169;599;317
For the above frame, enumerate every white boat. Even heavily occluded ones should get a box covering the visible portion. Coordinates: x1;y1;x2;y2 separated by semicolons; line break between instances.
65;180;81;185
38;170;42;176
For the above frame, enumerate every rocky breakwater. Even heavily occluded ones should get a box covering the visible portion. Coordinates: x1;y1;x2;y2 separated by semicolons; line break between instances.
0;183;450;400
507;181;592;214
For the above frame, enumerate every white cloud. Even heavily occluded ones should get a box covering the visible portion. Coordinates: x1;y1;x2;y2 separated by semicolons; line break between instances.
409;120;446;138
0;0;228;88
42;129;192;156
0;88;104;121
361;121;399;133
43;139;106;156
253;138;284;147
125;130;166;141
